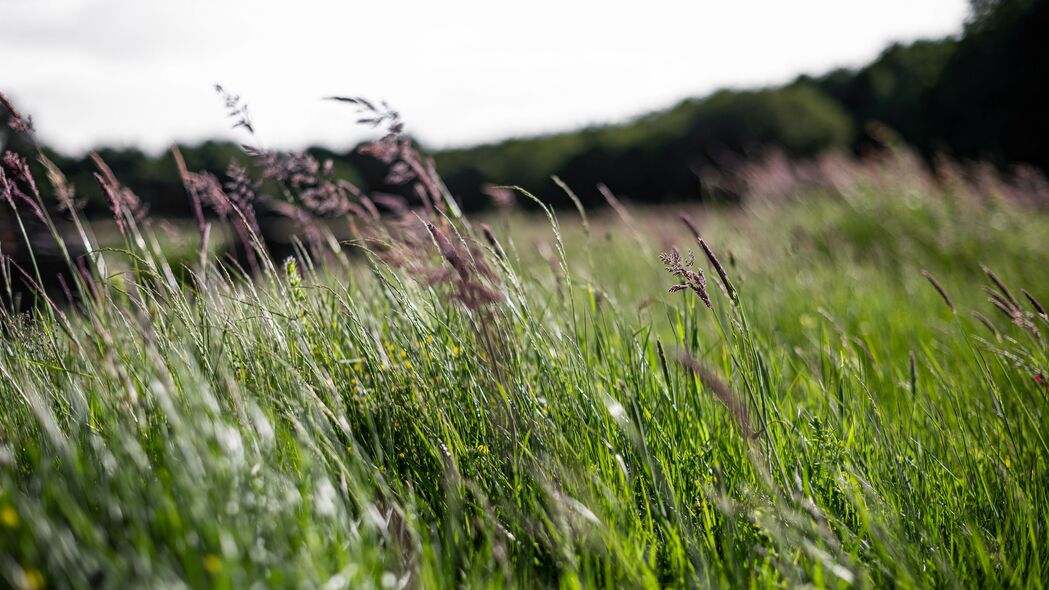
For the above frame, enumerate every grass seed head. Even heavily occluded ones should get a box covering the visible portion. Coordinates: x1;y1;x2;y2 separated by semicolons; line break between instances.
1022;289;1047;321
982;264;1019;308
921;270;954;312
676;352;755;440
698;238;737;302
679;212;701;241
661;249;712;309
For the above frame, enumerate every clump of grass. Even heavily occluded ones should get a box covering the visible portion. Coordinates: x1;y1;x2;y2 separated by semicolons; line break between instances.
1;93;1048;589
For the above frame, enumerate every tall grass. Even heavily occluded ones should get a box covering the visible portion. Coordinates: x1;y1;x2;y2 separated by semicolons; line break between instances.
1;96;1048;588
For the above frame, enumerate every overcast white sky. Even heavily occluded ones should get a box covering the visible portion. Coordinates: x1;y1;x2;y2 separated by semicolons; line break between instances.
2;0;970;155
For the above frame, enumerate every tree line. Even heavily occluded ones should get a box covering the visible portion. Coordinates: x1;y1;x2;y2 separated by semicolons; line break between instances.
2;0;1045;217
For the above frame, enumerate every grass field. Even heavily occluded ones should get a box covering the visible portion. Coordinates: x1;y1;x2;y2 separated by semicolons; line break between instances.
1;147;1048;589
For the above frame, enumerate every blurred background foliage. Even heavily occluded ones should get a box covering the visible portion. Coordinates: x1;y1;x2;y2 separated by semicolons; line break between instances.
1;0;1046;216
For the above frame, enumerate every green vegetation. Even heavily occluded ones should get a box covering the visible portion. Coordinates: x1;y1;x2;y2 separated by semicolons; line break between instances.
2;146;1048;588
2;2;1047;585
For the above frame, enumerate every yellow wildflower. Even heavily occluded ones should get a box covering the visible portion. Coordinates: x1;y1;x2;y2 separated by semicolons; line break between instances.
203;554;222;574
24;568;44;590
1;505;18;528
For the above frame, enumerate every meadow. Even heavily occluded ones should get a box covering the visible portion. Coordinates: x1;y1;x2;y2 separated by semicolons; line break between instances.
1;121;1048;588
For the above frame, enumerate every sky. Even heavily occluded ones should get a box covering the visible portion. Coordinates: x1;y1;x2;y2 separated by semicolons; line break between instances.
1;0;970;155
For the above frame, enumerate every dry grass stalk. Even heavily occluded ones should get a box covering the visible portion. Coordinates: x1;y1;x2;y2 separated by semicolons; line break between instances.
982;269;1039;336
1022;289;1047;322
90;152;146;236
921;270;954;312
698;238;736;302
679;212;702;241
424;222;502;311
1;153;46;223
971;311;999;337
480;223;506;260
982;265;1020;309
0;91;33;133
677;352;755;440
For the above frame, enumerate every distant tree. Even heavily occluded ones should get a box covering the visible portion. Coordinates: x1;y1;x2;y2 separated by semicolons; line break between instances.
804;39;957;155
928;0;1049;167
438;84;853;206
